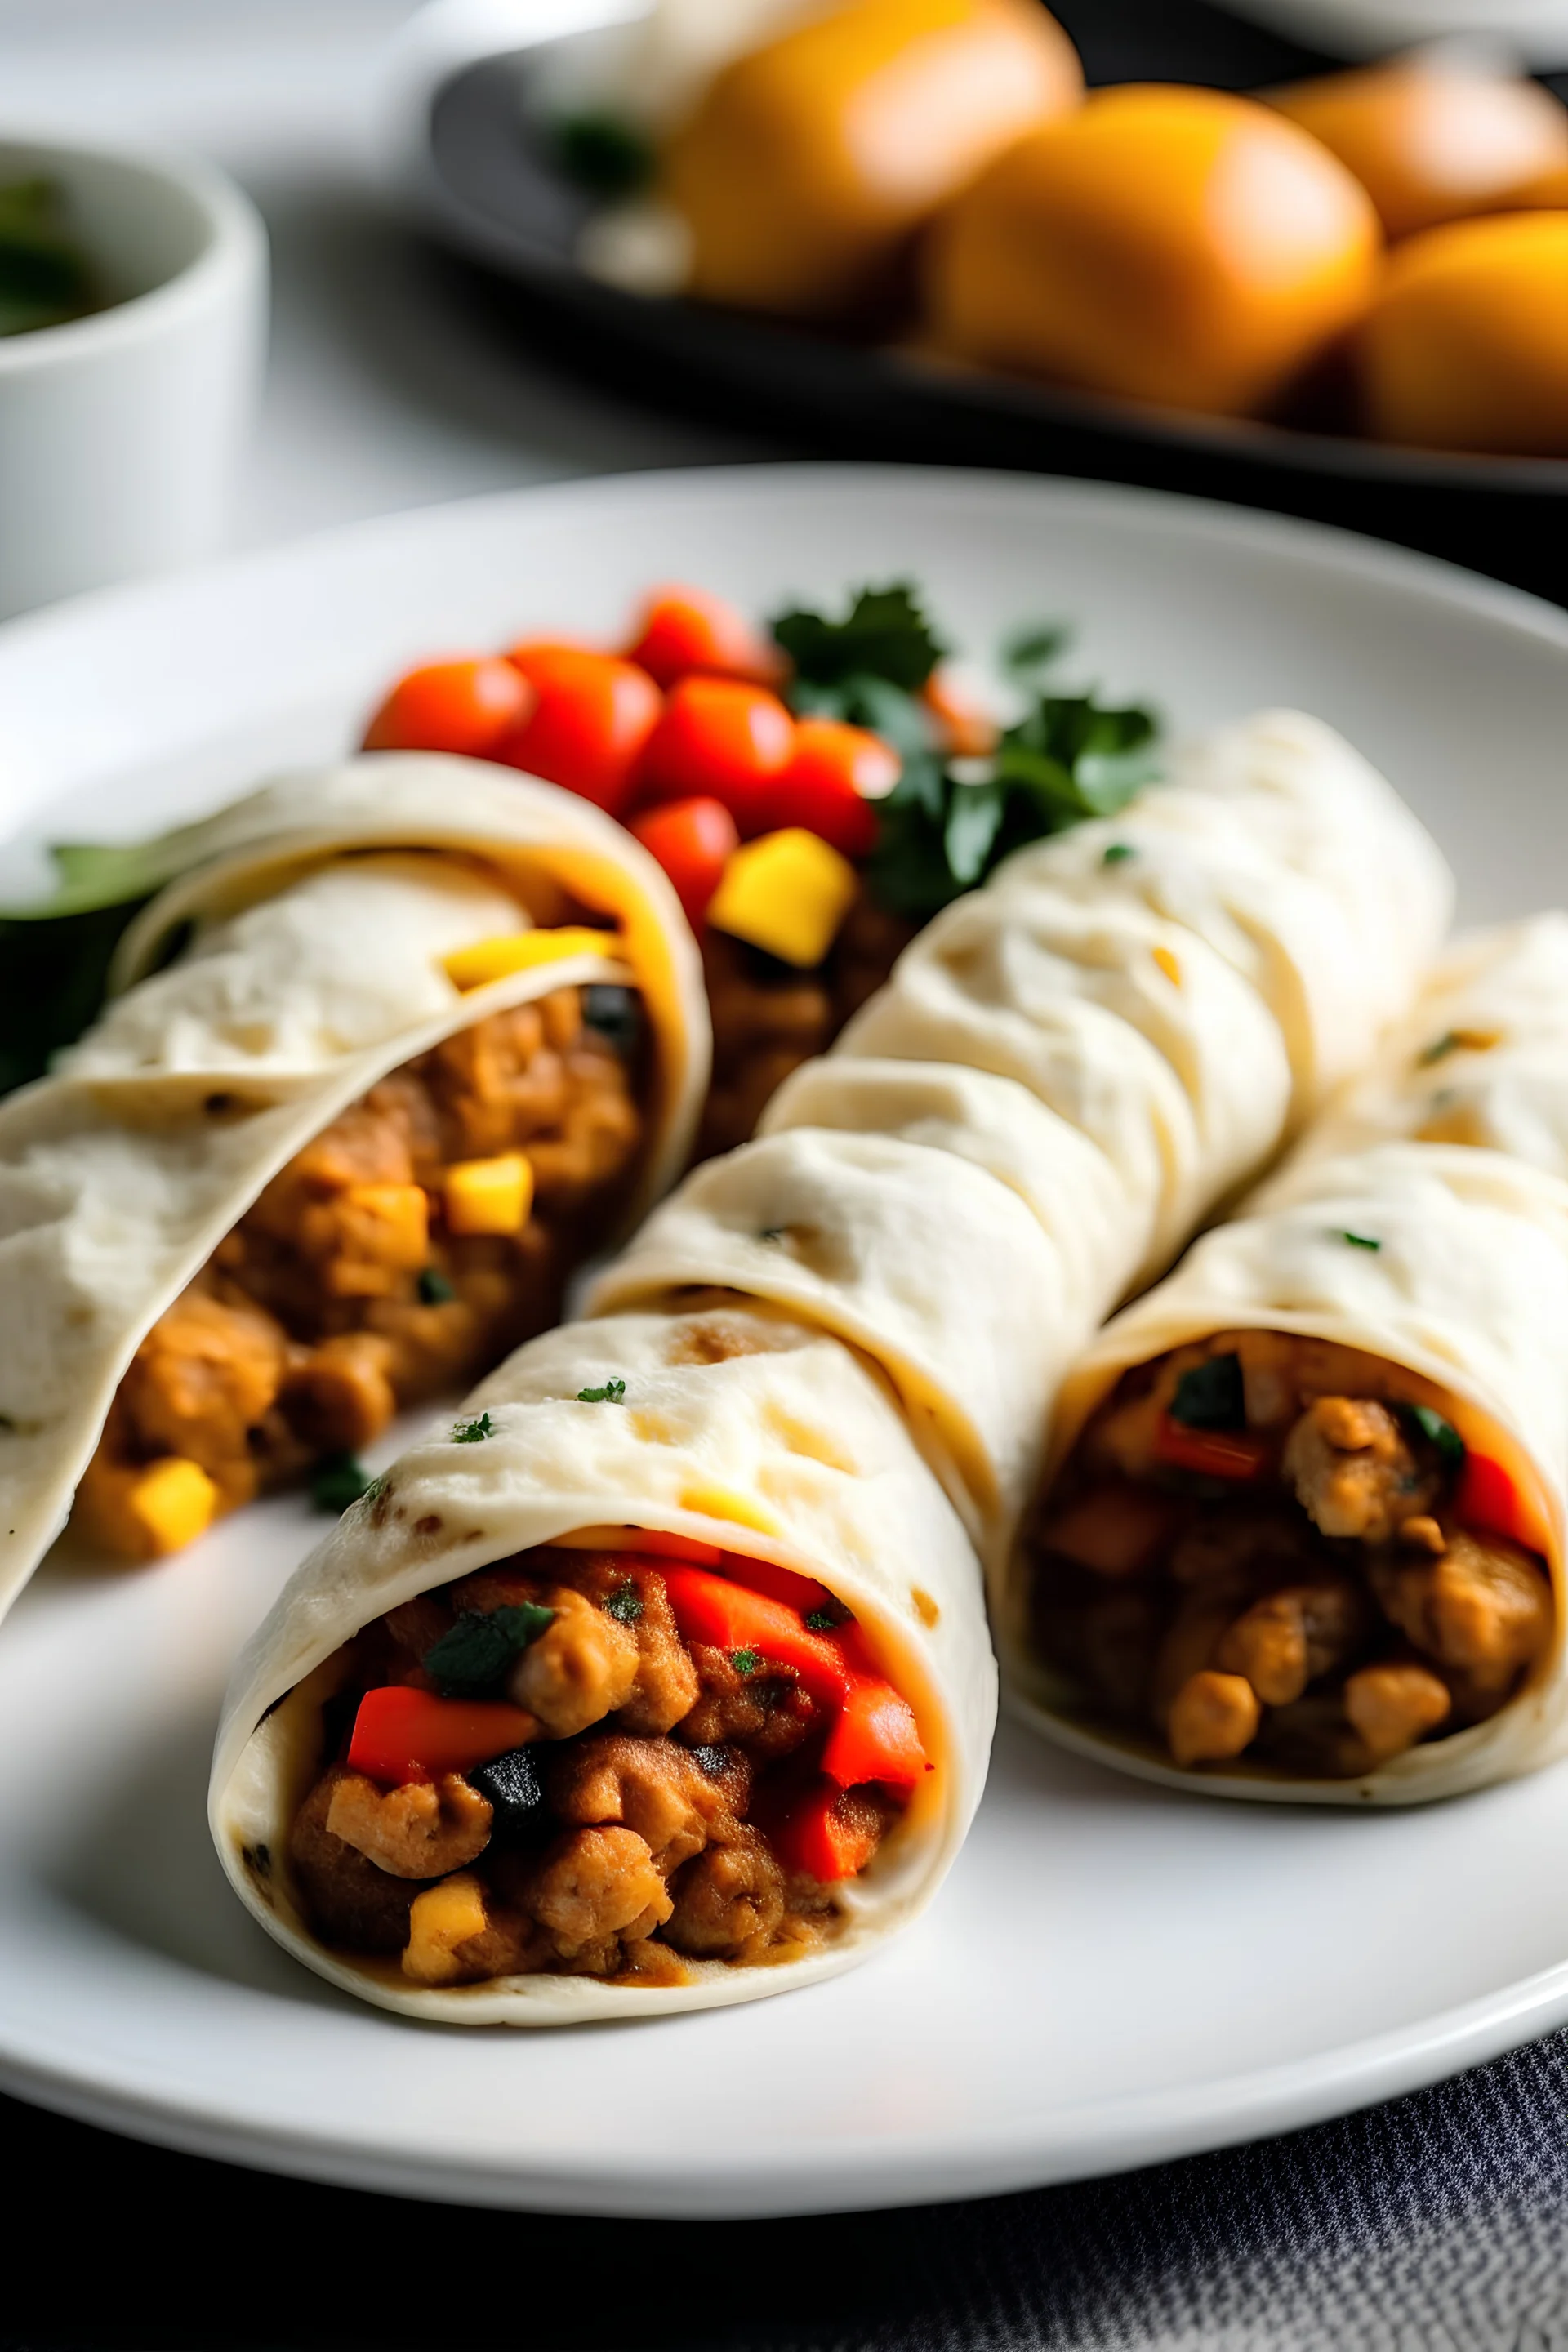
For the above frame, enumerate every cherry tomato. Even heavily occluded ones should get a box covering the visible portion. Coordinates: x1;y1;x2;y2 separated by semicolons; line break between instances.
362;657;534;756
638;676;797;831
495;643;663;816
628;795;738;929
921;668;1000;758
768;717;892;858
624;584;783;688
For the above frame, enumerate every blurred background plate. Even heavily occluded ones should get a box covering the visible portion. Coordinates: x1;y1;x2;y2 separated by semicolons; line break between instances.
381;0;1568;606
1214;0;1568;67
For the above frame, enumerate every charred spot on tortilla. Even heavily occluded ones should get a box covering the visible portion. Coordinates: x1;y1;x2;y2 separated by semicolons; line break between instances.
414;1513;444;1538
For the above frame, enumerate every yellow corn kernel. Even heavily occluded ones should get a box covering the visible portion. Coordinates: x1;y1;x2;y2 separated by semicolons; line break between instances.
403;1873;489;1986
442;928;618;991
1152;945;1183;987
443;1152;534;1236
706;829;858;968
678;1481;782;1538
125;1456;220;1557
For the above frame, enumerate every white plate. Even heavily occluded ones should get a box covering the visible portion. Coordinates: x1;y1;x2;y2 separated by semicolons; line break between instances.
6;466;1568;2219
1212;0;1568;66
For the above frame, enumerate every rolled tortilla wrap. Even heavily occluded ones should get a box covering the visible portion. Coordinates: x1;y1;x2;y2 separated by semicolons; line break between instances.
1009;916;1568;1802
209;1303;993;2021
592;712;1451;1548
0;755;707;1619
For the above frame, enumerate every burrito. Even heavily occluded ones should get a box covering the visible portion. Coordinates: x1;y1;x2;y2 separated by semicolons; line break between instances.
593;712;1453;1548
209;1303;991;2020
0;754;706;1615
1008;915;1568;1802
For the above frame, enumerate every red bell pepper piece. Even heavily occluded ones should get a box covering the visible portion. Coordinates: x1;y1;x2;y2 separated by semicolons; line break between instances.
821;1677;925;1788
1455;1450;1545;1553
628;795;738;929
660;1565;853;1704
1154;1417;1269;1481
764;718;890;860
346;1686;535;1786
622;585;784;690
766;1779;885;1882
719;1551;837;1618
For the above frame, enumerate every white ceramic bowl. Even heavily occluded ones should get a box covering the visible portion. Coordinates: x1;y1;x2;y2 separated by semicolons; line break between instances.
1214;0;1568;65
0;136;268;621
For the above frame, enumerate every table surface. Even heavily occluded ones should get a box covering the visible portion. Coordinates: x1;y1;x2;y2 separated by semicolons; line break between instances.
7;3;1568;2345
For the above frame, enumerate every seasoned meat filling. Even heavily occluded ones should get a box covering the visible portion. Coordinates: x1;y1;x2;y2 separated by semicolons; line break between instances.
1030;1332;1553;1777
697;887;916;1160
287;1543;925;1987
77;987;644;1557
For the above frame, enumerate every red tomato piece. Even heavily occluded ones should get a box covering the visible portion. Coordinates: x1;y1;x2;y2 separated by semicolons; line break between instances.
362;657;533;756
637;676;796;833
820;1676;926;1788
629;795;738;929
1154;1418;1270;1481
660;1565;853;1704
496;644;662;816
767;717;892;858
920;668;1000;758
764;1779;884;1882
624;584;783;689
1455;1450;1541;1552
720;1552;837;1619
346;1686;535;1786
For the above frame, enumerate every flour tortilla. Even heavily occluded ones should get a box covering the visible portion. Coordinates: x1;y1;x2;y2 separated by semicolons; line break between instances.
1006;920;1568;1803
0;755;709;1625
209;1303;995;2022
593;713;1450;1552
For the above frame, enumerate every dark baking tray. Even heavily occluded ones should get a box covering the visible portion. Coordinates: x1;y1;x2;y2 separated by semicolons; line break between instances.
411;0;1568;604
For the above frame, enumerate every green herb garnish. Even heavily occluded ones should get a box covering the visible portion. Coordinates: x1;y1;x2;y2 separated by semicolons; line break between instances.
1339;1231;1381;1251
773;581;945;696
1102;842;1134;865
604;1583;644;1624
577;1379;626;1404
550;111;656;200
452;1411;495;1444
1170;1353;1245;1431
310;1453;375;1513
359;1472;390;1508
1000;624;1071;683
759;1227;786;1245
417;1266;457;1305
424;1603;554;1695
1419;1032;1460;1067
804;1601;852;1633
1401;1404;1466;1472
730;1648;764;1678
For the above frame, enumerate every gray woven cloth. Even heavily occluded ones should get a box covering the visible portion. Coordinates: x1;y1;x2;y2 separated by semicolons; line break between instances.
7;2035;1568;2348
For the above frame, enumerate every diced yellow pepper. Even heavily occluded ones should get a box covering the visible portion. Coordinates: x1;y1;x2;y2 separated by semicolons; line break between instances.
442;928;618;991
403;1872;489;1985
1151;945;1183;988
706;829;858;969
125;1456;220;1557
443;1152;534;1236
339;1183;430;1272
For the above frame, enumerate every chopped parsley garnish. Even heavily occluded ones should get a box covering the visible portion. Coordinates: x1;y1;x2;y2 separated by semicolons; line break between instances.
451;1411;495;1444
1339;1231;1381;1251
758;1227;786;1245
470;1744;546;1826
358;1472;390;1508
582;984;642;1058
1419;1032;1460;1067
417;1266;457;1305
549;111;656;200
310;1453;375;1513
1169;1352;1246;1431
804;1601;852;1632
425;1603;554;1695
730;1648;764;1678
604;1583;644;1624
577;1379;626;1404
772;581;945;696
1401;1404;1466;1472
1102;842;1134;865
1000;623;1071;683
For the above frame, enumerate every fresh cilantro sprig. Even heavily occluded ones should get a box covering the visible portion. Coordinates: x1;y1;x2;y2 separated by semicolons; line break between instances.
425;1603;554;1695
768;587;1161;921
452;1411;495;1445
577;1379;626;1404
